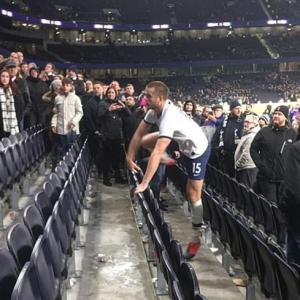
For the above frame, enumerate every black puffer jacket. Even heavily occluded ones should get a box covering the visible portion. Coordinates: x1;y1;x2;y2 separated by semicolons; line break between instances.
250;124;297;182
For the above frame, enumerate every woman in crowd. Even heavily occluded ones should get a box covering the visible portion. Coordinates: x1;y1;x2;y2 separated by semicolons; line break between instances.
0;69;20;138
98;86;130;186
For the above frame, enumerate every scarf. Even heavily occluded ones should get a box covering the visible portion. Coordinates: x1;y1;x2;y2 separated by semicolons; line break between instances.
0;87;19;135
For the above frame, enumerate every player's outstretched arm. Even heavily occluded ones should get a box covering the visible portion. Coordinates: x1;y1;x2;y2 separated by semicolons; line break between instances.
135;137;171;193
127;120;150;173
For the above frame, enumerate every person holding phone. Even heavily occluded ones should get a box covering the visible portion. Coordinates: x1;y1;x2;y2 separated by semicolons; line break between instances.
98;86;130;186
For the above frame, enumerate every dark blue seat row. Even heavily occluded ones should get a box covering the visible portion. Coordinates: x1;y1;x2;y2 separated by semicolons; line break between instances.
0;126;48;197
166;163;300;300
205;165;286;245
202;188;300;300
131;170;207;300
0;137;91;300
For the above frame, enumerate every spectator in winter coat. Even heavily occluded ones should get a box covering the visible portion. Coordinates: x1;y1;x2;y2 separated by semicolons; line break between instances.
51;78;83;154
98;86;130;186
250;105;297;203
217;100;244;177
234;114;260;188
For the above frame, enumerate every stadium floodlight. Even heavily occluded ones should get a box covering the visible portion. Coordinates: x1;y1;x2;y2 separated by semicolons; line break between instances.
41;18;51;24
207;22;219;27
52;21;62;26
104;25;114;29
267;20;277;25
94;24;103;29
1;9;13;17
160;24;169;29
222;22;231;27
277;19;287;25
152;25;160;29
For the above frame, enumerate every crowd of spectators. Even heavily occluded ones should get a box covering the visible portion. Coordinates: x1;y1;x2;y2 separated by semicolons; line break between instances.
1;49;300;265
264;0;300;19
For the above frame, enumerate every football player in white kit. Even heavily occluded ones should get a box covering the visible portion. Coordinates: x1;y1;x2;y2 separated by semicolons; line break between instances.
127;81;210;259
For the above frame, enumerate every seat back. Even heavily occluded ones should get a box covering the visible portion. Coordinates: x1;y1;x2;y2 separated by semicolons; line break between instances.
179;262;201;300
30;236;57;300
161;222;173;254
170;239;185;277
252;233;280;298
7;223;34;270
0;248;19;300
11;262;42;300
274;253;300;300
44;217;66;279
23;205;45;242
172;280;184;300
34;191;53;222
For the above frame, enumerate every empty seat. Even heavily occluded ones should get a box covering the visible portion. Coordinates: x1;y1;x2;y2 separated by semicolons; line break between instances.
30;236;60;300
7;223;34;270
34;191;53;222
161;222;173;254
173;280;184;300
11;262;42;300
274;253;300;300
179;262;201;300
0;247;19;300
252;233;280;298
44;217;67;279
161;250;179;299
23;205;45;242
170;239;186;277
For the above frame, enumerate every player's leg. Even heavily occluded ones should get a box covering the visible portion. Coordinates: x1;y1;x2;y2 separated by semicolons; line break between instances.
141;131;176;165
185;178;204;259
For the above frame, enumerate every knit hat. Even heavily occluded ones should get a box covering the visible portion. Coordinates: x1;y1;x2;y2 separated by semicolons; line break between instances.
50;79;62;91
229;100;241;110
258;114;270;124
245;114;259;125
274;105;289;119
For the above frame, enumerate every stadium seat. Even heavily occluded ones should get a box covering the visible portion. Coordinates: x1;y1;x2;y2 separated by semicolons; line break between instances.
259;195;276;236
30;236;60;300
43;181;59;207
169;239;186;277
44;217;67;279
249;190;264;226
11;261;42;300
35;190;53;222
7;223;34;270
23;204;45;243
179;262;201;300
1;137;12;149
0;247;19;300
172;280;184;300
161;222;173;255
252;233;280;298
52;202;72;255
161;250;178;299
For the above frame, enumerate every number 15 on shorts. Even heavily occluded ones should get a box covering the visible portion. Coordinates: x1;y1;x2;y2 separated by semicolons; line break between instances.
192;162;202;175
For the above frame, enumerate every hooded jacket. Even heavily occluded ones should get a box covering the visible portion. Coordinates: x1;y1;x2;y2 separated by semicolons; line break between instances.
250;124;297;182
235;125;260;171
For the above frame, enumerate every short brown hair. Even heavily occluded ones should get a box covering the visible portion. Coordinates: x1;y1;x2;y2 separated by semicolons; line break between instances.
146;81;169;100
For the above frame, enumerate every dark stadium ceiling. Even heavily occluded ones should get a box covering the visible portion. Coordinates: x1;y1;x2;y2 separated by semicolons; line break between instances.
5;0;272;24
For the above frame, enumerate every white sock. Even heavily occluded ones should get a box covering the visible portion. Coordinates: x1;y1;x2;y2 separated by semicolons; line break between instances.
191;199;203;226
